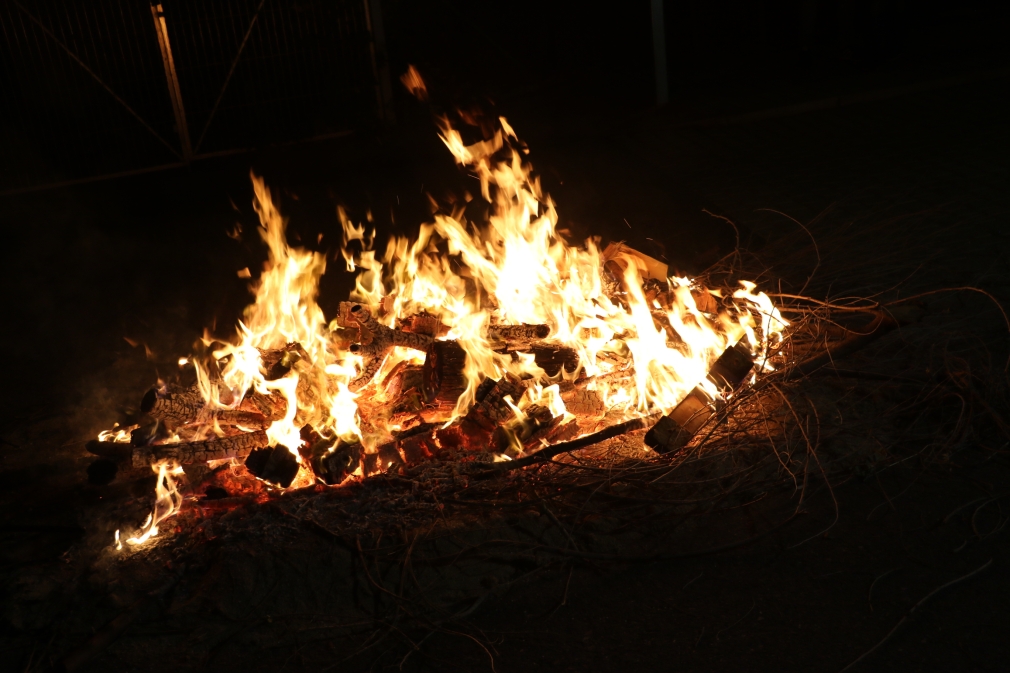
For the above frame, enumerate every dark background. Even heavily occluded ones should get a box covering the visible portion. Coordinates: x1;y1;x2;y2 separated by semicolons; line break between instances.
2;2;1010;672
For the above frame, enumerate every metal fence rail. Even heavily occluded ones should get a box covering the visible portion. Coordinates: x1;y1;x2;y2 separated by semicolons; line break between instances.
0;0;385;193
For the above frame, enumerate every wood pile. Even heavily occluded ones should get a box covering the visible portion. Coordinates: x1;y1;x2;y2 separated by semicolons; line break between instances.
88;268;766;489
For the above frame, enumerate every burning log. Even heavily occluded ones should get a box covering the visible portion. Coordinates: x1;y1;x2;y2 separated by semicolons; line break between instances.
401;312;448;337
261;343;307;380
141;386;203;424
560;387;606;418
520;344;582;377
644;342;755;454
243;391;288;421
464;376;526;431
311;440;362;485
244;444;300;488
349;304;435;352
381;361;424;399
132;430;268;468
487;323;550;344
422;340;469;404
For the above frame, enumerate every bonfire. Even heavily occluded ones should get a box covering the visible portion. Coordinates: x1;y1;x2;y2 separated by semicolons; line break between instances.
90;87;793;548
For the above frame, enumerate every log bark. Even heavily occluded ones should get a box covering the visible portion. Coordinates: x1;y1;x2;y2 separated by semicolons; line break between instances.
132;430;268;467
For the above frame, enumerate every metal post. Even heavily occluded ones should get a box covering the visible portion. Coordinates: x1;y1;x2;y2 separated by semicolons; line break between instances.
651;0;668;106
150;3;192;159
363;0;395;123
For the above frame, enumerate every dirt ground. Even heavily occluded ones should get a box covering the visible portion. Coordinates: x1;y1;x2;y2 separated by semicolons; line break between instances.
2;56;1010;672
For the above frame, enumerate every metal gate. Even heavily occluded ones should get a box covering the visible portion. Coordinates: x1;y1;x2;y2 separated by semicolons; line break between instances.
0;0;389;193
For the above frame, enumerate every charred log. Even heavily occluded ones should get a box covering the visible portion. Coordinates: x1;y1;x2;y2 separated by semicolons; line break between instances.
244;444;300;488
707;341;755;391
521;344;581;377
644;342;755;453
381;361;424;399
141;387;202;424
349;304;434;352
644;388;714;453
464;376;526;431
422;340;469;404
362;442;404;474
132;430;268;467
311;440;362;485
400;312;448;337
243;391;287;421
487;323;550;344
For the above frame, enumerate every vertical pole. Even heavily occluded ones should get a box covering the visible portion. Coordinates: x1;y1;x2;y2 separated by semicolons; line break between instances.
363;0;394;123
650;0;668;106
150;3;192;158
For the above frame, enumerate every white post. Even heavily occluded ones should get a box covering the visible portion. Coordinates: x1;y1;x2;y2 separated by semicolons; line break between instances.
651;0;668;106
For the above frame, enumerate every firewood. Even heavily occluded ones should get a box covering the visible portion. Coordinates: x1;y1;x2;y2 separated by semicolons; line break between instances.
210;409;270;429
400;312;448;337
487;323;550;343
349;304;434;352
362;441;404;474
519;344;581;377
644;342;755;454
464;376;526;431
707;341;755;391
242;391;288;421
643;387;713;453
141;386;203;424
244;444;300;488
311;440;362;485
348;342;388;391
131;430;268;467
381;361;424;399
489;413;662;472
560;387;606;418
422;340;469;404
260;342;307;380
